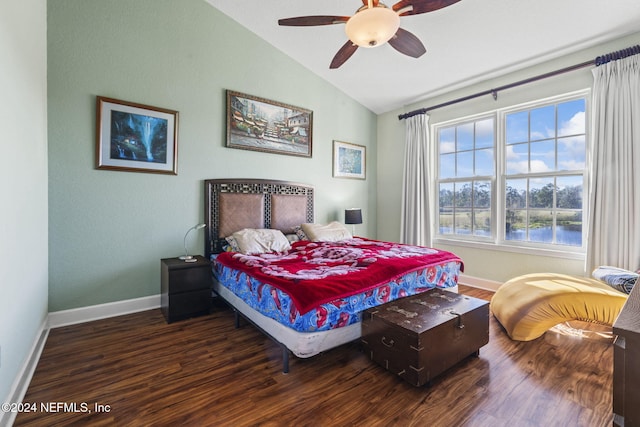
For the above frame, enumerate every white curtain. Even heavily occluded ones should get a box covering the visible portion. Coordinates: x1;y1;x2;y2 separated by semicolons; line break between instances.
400;113;434;246
586;55;640;272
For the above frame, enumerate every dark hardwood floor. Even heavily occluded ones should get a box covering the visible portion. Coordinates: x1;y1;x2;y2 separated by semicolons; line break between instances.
15;285;614;426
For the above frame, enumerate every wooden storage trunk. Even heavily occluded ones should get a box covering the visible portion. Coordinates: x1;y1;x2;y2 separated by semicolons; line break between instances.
361;288;489;386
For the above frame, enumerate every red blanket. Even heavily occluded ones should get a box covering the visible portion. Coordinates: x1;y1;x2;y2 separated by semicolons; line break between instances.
215;237;463;314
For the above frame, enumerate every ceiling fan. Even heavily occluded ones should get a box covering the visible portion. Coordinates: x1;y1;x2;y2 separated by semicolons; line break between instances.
278;0;461;69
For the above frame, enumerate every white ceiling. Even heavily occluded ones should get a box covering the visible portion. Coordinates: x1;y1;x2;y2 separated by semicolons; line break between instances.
206;0;640;114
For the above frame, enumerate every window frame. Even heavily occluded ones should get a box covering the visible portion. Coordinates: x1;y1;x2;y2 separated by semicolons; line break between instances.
433;89;590;258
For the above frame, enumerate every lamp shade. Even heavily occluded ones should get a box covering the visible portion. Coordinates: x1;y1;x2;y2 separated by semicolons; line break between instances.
345;6;400;48
345;208;363;225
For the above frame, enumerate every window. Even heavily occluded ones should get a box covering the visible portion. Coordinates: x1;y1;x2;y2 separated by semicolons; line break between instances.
438;118;495;238
503;98;586;247
436;93;588;251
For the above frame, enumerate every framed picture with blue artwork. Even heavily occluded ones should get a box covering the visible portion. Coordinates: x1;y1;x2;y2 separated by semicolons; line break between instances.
96;96;179;174
333;140;365;179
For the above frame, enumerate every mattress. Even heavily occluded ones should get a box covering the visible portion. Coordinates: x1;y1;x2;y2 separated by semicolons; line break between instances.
212;239;463;334
212;280;364;358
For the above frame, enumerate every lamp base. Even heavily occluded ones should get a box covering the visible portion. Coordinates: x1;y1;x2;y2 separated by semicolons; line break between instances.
179;255;194;261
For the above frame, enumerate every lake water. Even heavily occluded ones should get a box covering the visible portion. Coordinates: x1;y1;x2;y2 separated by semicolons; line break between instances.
506;225;582;246
440;225;583;246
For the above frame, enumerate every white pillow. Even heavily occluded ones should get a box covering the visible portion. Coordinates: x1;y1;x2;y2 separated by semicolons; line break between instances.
300;221;352;242
231;228;291;254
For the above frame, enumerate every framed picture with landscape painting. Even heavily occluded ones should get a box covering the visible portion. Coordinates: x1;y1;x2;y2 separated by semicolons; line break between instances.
96;96;179;175
226;90;313;158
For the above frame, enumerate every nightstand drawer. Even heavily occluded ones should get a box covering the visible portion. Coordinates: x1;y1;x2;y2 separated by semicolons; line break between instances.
167;266;211;293
165;289;211;322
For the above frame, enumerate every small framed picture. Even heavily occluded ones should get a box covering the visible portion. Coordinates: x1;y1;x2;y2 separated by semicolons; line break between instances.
333;140;366;179
96;96;178;174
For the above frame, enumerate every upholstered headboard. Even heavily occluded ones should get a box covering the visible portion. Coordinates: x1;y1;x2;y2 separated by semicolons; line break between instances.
204;179;314;257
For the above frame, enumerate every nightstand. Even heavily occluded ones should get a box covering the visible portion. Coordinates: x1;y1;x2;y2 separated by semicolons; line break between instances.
161;255;212;323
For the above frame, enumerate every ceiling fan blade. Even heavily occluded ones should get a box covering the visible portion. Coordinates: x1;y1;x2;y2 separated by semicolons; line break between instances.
388;27;426;58
278;16;349;26
392;0;461;16
330;41;359;69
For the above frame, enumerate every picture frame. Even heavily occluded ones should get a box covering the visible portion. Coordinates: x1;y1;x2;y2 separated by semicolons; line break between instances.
333;140;366;179
226;90;313;157
96;96;178;174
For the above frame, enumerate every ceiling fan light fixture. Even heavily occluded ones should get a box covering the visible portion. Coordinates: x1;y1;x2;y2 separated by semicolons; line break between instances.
345;6;400;48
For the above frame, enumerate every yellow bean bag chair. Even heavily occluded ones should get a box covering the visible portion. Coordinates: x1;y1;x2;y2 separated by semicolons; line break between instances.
490;273;628;341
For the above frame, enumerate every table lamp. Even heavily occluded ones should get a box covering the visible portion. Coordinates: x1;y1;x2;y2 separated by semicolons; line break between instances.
180;223;206;262
345;208;363;235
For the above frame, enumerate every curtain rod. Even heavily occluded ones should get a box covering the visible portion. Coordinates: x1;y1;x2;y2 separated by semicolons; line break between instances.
398;44;640;121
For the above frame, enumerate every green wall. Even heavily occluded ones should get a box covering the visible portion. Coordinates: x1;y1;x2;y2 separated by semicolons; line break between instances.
377;32;640;284
48;0;377;311
0;0;49;410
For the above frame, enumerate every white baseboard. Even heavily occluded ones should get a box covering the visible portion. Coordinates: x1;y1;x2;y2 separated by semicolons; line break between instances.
1;319;49;427
459;274;502;292
48;294;161;329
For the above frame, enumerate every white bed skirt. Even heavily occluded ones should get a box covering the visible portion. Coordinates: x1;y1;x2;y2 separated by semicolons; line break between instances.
213;280;457;359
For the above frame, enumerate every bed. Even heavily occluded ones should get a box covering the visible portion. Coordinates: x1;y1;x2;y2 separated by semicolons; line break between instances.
204;178;463;372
